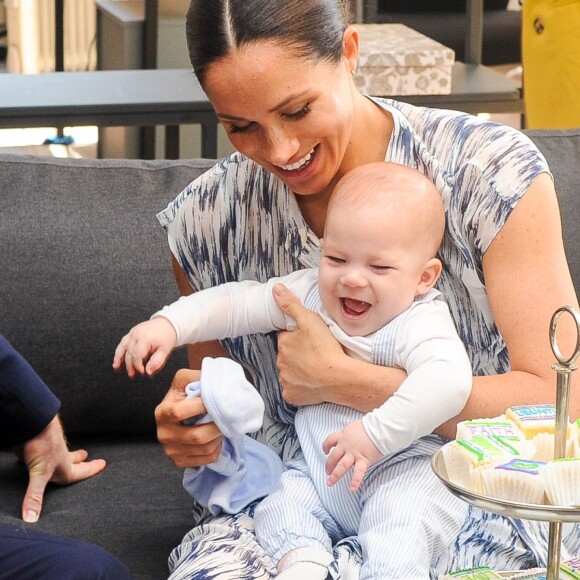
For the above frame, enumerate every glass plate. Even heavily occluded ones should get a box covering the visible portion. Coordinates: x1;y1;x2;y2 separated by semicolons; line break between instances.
431;444;580;523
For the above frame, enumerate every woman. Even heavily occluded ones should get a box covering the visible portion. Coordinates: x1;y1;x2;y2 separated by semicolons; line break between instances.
152;0;579;577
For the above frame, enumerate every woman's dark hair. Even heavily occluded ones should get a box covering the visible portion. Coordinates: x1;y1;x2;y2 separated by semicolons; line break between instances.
186;0;352;86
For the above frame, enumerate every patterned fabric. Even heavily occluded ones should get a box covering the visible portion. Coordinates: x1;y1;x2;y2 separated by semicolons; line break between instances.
157;101;572;578
353;24;454;96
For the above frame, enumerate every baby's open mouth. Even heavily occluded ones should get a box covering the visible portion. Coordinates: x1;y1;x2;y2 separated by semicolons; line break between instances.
340;298;371;317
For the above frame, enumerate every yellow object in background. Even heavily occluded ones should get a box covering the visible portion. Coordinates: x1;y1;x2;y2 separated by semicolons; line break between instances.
522;0;580;129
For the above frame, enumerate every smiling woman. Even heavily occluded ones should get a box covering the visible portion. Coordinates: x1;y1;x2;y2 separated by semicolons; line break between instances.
148;0;578;578
200;38;377;206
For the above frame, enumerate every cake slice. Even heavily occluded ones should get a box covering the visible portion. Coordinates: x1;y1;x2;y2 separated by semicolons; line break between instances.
442;435;535;494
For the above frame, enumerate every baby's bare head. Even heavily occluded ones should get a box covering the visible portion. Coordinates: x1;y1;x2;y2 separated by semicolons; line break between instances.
327;162;445;258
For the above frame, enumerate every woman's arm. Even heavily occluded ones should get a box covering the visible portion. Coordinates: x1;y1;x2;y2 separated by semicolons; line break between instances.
275;174;579;436
273;284;406;410
154;255;227;468
438;172;579;436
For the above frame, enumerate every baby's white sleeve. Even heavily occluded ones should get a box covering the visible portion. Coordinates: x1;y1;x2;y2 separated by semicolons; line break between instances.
152;268;318;346
362;300;472;456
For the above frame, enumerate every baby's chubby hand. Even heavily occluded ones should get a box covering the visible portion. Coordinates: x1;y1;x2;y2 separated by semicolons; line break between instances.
112;317;177;377
323;419;383;492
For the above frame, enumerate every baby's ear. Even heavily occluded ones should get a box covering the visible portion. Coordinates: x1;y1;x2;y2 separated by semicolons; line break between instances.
417;258;442;294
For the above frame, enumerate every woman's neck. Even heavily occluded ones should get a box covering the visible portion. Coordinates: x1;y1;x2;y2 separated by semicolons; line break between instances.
297;98;393;239
350;96;393;167
296;190;331;239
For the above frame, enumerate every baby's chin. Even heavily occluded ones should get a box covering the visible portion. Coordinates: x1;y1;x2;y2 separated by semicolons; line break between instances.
337;316;387;338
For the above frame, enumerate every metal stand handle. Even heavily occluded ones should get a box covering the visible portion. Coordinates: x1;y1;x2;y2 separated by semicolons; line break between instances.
546;305;580;579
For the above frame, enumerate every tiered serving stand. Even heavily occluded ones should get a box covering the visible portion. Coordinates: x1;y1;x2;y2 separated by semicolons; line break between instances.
432;305;580;579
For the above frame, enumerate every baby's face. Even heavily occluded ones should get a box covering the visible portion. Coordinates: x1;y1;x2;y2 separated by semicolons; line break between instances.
318;203;428;337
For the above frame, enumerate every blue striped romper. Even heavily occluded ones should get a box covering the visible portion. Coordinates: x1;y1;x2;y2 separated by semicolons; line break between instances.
253;286;471;580
157;99;580;579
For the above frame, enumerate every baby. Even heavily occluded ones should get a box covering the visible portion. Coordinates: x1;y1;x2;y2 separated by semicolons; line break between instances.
114;161;472;579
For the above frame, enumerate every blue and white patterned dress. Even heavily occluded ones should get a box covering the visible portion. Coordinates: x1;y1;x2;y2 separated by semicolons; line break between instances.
157;99;580;579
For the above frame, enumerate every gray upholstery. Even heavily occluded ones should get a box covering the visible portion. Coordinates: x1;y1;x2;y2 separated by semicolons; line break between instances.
0;129;577;579
0;155;215;579
0;155;214;437
525;129;580;293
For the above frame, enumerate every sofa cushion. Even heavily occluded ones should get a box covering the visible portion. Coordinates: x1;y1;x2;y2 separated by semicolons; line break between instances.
0;154;215;437
0;438;196;579
525;129;580;294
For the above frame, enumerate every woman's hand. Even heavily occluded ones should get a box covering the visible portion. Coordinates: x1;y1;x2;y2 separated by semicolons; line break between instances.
273;284;406;412
273;284;346;407
17;416;106;522
155;368;223;468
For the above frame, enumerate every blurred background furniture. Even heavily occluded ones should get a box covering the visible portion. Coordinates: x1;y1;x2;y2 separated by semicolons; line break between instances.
365;0;521;66
96;0;231;159
353;0;523;122
0;68;219;158
1;0;524;159
4;0;96;73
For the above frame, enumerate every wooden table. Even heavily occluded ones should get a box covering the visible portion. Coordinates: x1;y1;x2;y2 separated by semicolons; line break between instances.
0;68;218;159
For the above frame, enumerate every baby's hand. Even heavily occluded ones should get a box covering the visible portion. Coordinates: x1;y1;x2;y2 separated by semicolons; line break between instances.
323;419;383;492
112;317;177;377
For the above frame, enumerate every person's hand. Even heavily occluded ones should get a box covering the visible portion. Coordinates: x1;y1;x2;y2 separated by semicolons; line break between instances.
155;368;224;468
323;419;383;492
113;317;177;377
273;284;345;406
16;415;106;523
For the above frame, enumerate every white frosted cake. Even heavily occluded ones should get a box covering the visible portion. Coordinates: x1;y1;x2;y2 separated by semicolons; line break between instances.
481;458;546;504
456;417;524;440
505;404;574;461
442;435;535;494
542;457;580;506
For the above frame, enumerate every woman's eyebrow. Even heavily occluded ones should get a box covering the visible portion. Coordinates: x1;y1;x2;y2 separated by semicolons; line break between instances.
268;91;309;113
216;91;310;121
216;113;248;122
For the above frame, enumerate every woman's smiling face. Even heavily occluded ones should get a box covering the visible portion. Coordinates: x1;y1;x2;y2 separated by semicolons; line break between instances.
203;39;358;196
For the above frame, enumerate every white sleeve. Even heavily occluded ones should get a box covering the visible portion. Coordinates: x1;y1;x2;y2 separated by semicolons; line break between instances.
362;300;472;456
151;268;319;346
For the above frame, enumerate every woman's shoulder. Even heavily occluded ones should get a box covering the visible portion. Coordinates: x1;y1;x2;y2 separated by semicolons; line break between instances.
169;152;264;204
157;152;283;228
374;97;549;200
375;97;543;160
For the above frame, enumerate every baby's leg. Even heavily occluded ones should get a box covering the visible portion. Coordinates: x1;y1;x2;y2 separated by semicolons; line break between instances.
255;458;342;577
358;453;469;579
166;496;363;580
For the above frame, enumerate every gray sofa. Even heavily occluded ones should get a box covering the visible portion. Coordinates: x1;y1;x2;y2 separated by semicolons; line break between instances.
0;128;578;579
